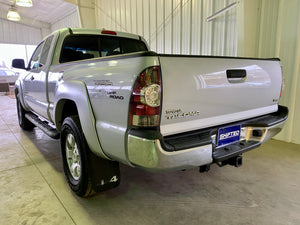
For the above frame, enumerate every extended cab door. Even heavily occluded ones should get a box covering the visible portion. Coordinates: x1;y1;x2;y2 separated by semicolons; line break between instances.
23;36;54;119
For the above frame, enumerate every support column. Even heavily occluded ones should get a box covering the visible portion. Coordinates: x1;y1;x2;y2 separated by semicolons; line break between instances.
78;0;96;28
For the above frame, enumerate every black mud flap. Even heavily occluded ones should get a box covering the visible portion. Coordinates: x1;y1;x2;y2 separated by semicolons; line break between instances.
89;151;120;193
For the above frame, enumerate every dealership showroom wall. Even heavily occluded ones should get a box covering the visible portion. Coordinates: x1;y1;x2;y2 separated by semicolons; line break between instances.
0;0;299;225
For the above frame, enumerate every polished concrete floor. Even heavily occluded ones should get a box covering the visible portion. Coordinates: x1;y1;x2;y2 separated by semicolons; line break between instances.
0;94;299;225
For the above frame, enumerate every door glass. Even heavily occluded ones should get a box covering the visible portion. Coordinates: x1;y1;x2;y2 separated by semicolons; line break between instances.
39;36;54;67
29;42;44;70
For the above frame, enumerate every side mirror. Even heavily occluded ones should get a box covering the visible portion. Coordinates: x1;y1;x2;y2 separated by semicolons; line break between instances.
12;59;26;70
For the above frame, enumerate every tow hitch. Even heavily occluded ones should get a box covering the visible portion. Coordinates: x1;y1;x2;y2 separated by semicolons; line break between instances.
199;155;243;173
217;155;243;167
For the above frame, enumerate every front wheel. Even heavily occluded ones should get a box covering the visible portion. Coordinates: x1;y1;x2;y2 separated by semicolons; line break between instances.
61;116;120;197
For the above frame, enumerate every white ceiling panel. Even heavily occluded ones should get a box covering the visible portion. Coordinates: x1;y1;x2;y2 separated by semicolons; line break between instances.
0;0;77;24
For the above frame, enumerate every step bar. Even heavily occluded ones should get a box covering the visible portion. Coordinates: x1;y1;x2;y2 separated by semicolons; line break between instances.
25;113;60;139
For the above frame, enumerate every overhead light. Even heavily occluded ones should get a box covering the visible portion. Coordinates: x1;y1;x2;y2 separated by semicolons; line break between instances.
7;7;21;22
16;0;33;7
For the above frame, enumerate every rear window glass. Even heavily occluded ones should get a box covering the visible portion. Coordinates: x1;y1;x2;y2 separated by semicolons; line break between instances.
60;35;148;63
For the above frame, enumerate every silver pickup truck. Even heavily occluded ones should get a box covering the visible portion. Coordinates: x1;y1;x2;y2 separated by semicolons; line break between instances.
13;28;288;197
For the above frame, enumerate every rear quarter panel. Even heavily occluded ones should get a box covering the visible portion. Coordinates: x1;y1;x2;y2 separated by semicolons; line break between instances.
61;54;160;163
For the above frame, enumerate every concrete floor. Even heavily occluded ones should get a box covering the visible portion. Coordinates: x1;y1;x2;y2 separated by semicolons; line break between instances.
0;94;299;225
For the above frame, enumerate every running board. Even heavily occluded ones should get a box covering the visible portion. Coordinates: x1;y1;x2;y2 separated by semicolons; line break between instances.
25;113;60;139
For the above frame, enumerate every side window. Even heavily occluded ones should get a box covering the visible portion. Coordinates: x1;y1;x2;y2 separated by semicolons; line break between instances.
29;42;44;70
39;35;54;67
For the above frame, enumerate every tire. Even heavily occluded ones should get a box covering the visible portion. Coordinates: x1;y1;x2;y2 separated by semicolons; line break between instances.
60;116;120;197
61;116;93;197
16;96;35;130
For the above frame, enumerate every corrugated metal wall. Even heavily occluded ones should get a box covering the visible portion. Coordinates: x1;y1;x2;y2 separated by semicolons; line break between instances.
94;0;300;145
256;0;280;58
0;16;42;45
244;0;300;144
262;0;300;144
51;9;81;32
0;8;80;45
95;0;237;56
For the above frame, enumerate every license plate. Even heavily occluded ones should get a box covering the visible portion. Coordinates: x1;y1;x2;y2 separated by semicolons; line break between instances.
217;125;241;147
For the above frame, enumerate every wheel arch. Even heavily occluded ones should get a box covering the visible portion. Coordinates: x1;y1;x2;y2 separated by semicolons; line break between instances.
54;80;110;160
55;99;78;131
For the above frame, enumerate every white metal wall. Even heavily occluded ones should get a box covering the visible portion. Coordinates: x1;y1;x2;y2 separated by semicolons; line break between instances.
273;0;300;144
0;17;42;45
0;8;80;45
95;0;237;56
242;0;300;144
51;8;81;32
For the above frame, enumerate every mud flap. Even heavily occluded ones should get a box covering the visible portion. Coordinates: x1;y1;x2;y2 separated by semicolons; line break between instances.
89;151;120;193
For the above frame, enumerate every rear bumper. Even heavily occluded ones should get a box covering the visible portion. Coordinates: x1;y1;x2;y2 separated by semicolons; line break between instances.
127;106;288;171
212;120;286;162
127;135;213;171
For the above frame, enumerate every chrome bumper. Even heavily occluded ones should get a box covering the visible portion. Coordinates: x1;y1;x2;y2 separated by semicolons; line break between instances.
241;121;286;143
127;135;212;171
127;107;287;171
212;121;286;162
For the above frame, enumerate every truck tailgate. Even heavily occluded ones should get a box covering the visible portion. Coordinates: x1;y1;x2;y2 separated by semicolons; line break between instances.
159;55;282;136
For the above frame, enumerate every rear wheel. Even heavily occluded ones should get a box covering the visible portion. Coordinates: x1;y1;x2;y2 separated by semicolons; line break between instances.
16;96;35;130
61;116;120;197
61;116;93;196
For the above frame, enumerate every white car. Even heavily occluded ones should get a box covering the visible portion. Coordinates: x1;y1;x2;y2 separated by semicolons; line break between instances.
0;67;18;84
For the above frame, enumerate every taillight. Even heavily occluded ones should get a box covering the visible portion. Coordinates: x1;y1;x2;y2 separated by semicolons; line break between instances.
129;67;161;127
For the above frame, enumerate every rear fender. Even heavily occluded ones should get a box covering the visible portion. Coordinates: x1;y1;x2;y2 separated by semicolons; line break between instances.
54;80;109;159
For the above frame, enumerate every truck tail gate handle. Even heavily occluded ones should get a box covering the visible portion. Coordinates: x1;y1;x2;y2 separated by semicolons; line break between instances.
226;69;246;83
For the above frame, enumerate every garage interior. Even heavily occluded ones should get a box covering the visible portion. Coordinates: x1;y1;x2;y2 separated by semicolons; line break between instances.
0;0;300;224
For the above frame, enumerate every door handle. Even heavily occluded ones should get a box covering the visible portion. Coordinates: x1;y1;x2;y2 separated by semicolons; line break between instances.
30;76;34;81
226;69;246;83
